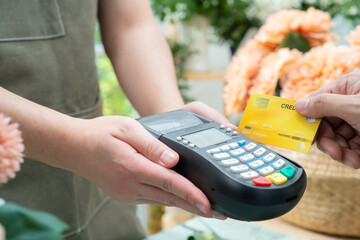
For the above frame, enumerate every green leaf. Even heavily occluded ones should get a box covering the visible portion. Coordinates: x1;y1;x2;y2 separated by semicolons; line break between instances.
279;31;311;53
182;222;227;240
188;232;224;240
0;203;68;240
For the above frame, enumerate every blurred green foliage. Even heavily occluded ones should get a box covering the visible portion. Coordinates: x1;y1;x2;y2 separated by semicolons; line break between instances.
152;0;360;54
299;0;360;25
95;24;135;117
279;31;311;53
167;39;194;103
95;24;194;113
152;0;260;53
96;54;136;117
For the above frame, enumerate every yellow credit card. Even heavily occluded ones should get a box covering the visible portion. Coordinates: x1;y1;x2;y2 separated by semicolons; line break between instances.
237;93;321;153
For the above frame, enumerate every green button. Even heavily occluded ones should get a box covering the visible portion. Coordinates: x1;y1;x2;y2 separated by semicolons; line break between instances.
280;166;295;179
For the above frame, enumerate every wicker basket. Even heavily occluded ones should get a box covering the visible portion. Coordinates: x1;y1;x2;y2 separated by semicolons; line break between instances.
269;145;360;237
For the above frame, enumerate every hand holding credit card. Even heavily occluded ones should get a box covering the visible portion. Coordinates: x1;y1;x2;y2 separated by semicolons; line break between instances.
237;94;321;153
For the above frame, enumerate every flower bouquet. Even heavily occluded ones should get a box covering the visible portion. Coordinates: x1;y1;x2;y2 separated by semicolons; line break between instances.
224;8;360;237
224;7;360;114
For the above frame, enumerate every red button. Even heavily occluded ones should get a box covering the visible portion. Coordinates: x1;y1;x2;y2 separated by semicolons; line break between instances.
252;176;271;186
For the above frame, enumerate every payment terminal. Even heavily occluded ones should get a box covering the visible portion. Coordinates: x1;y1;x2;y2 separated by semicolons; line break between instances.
138;110;306;221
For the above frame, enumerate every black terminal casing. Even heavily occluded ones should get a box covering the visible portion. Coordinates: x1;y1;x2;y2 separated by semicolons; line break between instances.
138;110;307;221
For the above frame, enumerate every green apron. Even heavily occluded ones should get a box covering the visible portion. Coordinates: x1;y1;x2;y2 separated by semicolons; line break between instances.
0;0;146;239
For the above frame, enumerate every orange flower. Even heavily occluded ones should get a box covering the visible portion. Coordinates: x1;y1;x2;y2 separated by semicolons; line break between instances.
346;25;360;47
281;44;360;100
0;114;24;184
255;9;303;45
255;7;335;47
296;7;333;34
250;48;302;96
224;8;354;115
224;40;273;114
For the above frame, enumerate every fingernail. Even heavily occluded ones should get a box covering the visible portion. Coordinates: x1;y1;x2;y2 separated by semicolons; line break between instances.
196;203;208;214
212;212;227;220
159;150;177;166
295;99;309;113
344;160;354;168
229;123;237;130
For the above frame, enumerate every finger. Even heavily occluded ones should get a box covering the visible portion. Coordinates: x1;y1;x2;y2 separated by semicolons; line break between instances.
115;118;179;168
295;94;357;122
354;149;360;155
184;101;237;130
317;119;335;139
308;71;358;97
138;184;226;220
335;121;355;140
335;134;350;149
317;137;342;161
341;148;360;169
324;117;343;129
348;139;360;150
351;135;360;145
308;82;337;97
136;158;212;214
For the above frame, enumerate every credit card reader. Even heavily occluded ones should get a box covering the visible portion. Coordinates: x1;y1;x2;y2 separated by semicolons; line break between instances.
138;110;306;221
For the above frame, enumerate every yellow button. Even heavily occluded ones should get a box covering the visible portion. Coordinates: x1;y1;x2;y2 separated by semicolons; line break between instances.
267;172;287;185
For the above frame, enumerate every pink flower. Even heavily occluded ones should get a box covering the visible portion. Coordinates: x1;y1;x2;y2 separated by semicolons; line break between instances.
0;114;24;184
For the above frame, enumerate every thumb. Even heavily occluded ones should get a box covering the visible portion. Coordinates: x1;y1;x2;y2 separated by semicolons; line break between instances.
295;93;353;119
120;120;179;168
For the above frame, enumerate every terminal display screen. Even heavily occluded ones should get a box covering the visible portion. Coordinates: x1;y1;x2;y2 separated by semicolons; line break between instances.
183;128;232;148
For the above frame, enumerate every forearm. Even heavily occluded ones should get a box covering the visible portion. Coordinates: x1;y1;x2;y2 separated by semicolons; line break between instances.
99;0;184;116
0;87;84;172
110;26;183;116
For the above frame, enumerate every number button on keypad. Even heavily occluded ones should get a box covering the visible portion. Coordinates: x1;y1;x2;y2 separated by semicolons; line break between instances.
229;142;239;149
273;159;286;169
244;142;257;151
221;158;239;167
230;165;249;173
249;160;265;169
213;153;230;160
253;147;266;157
220;145;231;152
239;154;255;163
229;148;245;157
207;147;220;154
263;153;276;163
240;171;259;180
259;166;275;176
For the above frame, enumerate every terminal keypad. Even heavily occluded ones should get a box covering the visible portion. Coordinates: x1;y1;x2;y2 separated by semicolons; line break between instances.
177;126;297;187
205;131;296;187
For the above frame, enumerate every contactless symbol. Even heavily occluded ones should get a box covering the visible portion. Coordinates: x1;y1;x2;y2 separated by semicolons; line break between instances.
298;143;305;150
306;117;316;123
